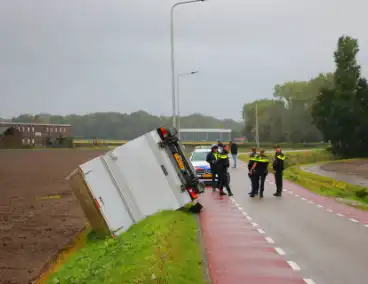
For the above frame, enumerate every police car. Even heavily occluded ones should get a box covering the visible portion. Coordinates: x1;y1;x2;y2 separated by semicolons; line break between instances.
189;148;217;185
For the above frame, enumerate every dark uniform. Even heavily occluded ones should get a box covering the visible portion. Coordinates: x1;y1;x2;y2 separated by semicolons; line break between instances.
206;147;219;191
273;151;285;196
252;154;269;198
217;149;233;196
248;151;259;195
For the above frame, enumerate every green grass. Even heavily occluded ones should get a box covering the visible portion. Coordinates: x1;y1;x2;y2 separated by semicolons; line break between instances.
285;165;368;210
47;211;205;284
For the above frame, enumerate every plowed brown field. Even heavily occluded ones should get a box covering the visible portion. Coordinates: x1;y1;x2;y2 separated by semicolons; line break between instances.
0;149;105;284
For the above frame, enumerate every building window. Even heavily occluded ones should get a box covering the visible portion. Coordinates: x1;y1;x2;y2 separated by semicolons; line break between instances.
46;127;49;132
51;128;53;132
27;127;30;132
22;138;25;144
31;139;35;145
32;127;34;132
55;128;58;133
21;127;24;132
27;138;30;144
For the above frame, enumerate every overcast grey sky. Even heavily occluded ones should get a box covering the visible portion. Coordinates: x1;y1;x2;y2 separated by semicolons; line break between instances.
1;0;367;120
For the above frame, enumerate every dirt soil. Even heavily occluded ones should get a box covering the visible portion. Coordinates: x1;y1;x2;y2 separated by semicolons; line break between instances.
0;149;105;284
321;159;368;179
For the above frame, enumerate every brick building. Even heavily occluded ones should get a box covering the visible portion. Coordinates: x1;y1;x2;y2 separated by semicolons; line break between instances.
0;122;72;146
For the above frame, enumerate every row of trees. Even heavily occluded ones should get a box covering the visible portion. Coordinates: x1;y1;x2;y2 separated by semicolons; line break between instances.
242;73;333;143
10;111;244;140
312;36;368;157
243;35;368;157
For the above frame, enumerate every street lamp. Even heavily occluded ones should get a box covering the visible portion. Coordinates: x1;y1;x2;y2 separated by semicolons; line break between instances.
176;71;198;138
170;0;206;129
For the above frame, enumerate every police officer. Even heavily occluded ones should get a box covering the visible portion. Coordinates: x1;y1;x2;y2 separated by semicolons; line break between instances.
217;144;233;196
248;148;258;195
273;145;285;196
206;144;219;192
250;149;269;198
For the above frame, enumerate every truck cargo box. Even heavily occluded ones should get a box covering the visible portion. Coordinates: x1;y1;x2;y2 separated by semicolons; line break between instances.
67;127;203;237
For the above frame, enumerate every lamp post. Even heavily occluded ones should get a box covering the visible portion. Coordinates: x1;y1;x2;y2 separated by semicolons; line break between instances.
176;71;198;138
170;0;206;129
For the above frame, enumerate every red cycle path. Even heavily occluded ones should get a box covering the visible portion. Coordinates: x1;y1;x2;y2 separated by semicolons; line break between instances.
199;191;306;284
266;175;368;224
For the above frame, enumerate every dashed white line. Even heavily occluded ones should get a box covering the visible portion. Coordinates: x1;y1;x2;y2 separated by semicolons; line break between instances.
308;200;315;204
317;205;323;208
275;247;286;255
288;191;293;194
337;213;344;217
327;209;333;213
257;228;265;234
364;224;368;228
265;237;275;244
287;261;301;271
295;194;300;197
251;222;259;227
304;278;316;284
301;197;307;201
350;218;359;223
284;189;288;192
241;211;248;217
246;216;252;221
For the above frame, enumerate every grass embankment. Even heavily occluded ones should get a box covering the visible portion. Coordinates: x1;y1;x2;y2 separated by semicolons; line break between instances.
239;150;368;210
47;211;205;284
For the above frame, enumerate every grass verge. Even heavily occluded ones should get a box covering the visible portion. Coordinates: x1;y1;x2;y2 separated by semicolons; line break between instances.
285;165;368;210
47;210;205;284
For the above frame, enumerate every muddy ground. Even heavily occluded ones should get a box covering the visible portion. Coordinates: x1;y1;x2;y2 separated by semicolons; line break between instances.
0;149;105;284
321;159;368;179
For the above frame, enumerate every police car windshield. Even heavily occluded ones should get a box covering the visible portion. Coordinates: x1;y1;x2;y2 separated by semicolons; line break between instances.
191;151;209;161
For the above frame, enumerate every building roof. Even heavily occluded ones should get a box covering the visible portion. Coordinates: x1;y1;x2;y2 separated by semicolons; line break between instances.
0;122;71;127
180;128;232;133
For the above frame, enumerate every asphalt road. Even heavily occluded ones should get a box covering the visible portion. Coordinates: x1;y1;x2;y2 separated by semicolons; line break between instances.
228;162;368;284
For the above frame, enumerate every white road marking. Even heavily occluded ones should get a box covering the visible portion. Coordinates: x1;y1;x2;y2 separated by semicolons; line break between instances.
284;189;288;192
257;228;265;234
308;201;315;204
241;211;248;217
301;197;307;201
337;213;344;217
251;222;259;227
246;216;252;221
287;261;301;271
350;218;359;223
265;237;275;244
364;224;368;228
295;194;300;197
275;247;286;255
317;205;323;208
288;191;293;194
327;209;333;213
304;279;316;284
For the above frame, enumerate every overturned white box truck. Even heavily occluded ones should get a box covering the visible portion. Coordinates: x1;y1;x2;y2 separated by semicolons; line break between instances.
67;127;204;237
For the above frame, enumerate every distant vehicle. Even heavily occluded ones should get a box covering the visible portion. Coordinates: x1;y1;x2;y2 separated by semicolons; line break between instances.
189;148;217;185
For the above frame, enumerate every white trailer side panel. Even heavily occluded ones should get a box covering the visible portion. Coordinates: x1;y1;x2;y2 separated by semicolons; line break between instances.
109;133;188;218
80;157;134;236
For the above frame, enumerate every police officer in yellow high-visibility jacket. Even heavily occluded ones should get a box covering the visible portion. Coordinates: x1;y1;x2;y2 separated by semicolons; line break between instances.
250;149;269;198
248;148;259;195
217;144;234;196
273;145;286;197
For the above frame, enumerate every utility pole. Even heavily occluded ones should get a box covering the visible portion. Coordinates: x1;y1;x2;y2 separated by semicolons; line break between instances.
255;104;259;149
